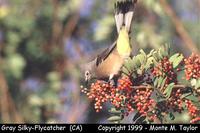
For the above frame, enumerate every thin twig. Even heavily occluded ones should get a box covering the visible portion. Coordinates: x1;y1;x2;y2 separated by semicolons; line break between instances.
198;0;200;9
131;84;186;89
51;0;62;47
159;0;200;55
62;0;84;43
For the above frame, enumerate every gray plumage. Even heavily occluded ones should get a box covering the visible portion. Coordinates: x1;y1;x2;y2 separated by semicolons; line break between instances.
84;0;137;82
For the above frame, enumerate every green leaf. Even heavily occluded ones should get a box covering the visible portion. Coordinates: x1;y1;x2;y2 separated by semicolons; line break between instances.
123;61;132;72
147;49;155;58
169;53;179;62
134;56;141;68
140;49;147;62
145;57;155;70
107;116;122;122
164;43;170;56
158;48;164;60
154;77;167;90
157;77;164;88
160;77;167;90
137;69;144;75
181;93;192;99
169;112;175;120
195;79;200;89
127;58;135;69
122;66;130;76
140;49;146;56
159;44;170;57
153;51;160;61
137;54;145;66
169;53;184;68
185;95;199;102
173;55;184;68
154;77;159;87
191;79;197;86
164;83;175;99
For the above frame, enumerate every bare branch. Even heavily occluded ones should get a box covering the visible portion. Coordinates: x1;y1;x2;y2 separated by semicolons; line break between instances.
159;0;200;55
0;73;24;123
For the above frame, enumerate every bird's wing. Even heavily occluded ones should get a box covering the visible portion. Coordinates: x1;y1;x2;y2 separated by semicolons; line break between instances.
96;41;117;66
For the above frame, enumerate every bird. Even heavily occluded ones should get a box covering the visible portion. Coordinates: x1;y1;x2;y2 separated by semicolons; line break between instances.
84;0;137;84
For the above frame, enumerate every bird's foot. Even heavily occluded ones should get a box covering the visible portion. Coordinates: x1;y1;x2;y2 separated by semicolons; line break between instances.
108;79;115;87
108;79;119;87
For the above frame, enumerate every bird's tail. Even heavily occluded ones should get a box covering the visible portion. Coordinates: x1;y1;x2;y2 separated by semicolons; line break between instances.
114;0;137;33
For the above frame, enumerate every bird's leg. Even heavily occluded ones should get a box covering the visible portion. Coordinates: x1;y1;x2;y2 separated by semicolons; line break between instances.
108;74;115;86
85;80;89;86
108;74;118;87
109;74;114;81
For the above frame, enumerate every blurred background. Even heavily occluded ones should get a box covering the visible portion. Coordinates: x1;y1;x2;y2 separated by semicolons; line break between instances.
0;0;199;123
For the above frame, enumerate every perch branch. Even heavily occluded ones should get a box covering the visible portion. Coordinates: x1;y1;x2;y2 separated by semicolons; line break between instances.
131;84;186;90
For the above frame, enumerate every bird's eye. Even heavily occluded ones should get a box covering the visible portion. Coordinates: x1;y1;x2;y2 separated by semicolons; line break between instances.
85;71;90;76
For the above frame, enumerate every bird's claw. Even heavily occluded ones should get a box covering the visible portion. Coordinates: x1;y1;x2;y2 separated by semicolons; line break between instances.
108;79;115;87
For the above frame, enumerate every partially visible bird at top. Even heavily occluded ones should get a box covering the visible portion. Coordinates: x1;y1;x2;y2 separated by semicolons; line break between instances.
84;0;137;85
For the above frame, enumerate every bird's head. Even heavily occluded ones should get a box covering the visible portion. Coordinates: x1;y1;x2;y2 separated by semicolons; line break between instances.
81;60;96;85
84;70;91;83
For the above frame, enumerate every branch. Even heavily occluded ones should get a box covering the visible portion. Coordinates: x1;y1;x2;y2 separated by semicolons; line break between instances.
198;0;200;9
0;72;24;123
131;84;186;89
51;0;62;47
159;0;200;55
61;0;84;44
0;74;10;122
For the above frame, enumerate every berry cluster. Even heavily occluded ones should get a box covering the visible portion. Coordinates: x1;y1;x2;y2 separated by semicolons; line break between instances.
185;100;199;118
152;57;177;85
190;117;200;124
167;89;184;113
113;76;134;113
81;76;133;113
82;76;157;117
135;89;153;114
81;81;114;112
184;53;200;80
117;76;132;92
156;89;184;116
82;76;159;120
133;88;156;121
